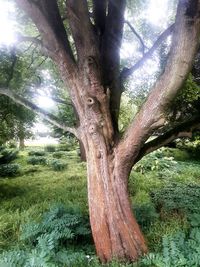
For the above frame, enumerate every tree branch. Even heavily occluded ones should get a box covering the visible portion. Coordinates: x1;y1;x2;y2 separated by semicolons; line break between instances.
66;0;98;62
15;0;76;75
120;24;174;81
117;0;200;172
0;88;78;138
135;117;200;163
16;33;42;47
93;0;107;38
125;20;147;55
101;0;126;131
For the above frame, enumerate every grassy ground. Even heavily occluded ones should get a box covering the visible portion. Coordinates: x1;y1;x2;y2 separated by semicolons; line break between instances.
0;148;87;252
0;146;200;266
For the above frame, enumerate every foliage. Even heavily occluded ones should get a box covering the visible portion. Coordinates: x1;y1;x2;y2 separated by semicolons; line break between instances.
176;139;200;160
0;147;200;266
119;94;137;132
0;204;91;267
28;150;46;157
27;156;47;165
141;227;200;267
174;74;200;115
52;151;66;159
0;164;20;177
151;182;200;215
45;145;56;153
134;149;178;174
0;146;19;164
20;204;91;247
49;159;67;171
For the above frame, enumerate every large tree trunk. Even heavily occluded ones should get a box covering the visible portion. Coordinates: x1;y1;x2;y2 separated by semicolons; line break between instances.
86;143;147;262
72;63;147;260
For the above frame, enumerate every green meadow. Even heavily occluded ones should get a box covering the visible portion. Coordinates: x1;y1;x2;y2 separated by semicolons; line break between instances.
0;146;200;266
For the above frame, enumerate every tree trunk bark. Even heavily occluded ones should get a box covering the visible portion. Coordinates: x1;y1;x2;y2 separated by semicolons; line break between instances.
19;137;25;150
83;132;147;262
78;139;86;162
58;55;148;262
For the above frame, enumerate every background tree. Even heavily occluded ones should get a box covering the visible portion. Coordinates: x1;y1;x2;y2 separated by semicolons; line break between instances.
0;46;36;146
0;0;200;263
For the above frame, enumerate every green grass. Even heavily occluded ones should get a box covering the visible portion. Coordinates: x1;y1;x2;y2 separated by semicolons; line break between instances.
0;149;87;252
0;147;200;266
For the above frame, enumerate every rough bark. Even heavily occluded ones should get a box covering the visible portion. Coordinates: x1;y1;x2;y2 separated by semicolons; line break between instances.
73;73;147;260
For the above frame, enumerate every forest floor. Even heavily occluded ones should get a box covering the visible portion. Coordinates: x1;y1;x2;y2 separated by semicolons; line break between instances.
0;146;200;266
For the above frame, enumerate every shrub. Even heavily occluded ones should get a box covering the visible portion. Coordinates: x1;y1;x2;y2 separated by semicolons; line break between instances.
20;204;91;248
141;227;200;266
28;150;46;156
8;140;17;148
134;150;178;174
133;202;159;230
151;182;200;215
176;139;200;160
44;145;56;152
0;163;20;177
0;204;92;267
52;151;66;159
57;143;71;151
50;159;67;171
0;249;89;267
27;156;47;165
0;146;19;164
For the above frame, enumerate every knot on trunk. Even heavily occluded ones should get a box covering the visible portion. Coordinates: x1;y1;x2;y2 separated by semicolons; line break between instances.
86;97;95;106
88;124;97;134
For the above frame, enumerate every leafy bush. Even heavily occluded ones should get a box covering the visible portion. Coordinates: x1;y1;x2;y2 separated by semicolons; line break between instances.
134;150;178;174
0;249;89;267
141;227;200;266
50;159;67;171
8;140;17;149
133;202;159;230
52;151;66;159
0;163;20;177
57;143;71;152
176;139;200;160
20;204;91;247
0;204;92;267
28;150;46;156
27;156;47;165
45;145;56;152
151;182;200;215
0;146;18;164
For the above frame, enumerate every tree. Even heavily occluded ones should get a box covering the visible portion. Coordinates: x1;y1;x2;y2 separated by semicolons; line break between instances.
1;0;200;262
0;97;35;147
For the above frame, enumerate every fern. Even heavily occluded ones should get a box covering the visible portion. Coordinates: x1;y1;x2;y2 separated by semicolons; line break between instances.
141;227;200;266
0;204;92;267
20;204;91;250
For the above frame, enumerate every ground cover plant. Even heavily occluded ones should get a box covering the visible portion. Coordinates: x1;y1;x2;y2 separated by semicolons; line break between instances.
0;146;200;266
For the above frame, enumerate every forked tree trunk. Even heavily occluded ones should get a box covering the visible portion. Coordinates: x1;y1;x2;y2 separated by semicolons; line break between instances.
71;67;148;261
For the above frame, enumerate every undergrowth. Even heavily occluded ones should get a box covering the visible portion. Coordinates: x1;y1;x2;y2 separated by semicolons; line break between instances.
0;146;200;266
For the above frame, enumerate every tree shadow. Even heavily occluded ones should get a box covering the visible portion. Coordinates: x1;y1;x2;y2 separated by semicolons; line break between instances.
0;183;27;200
